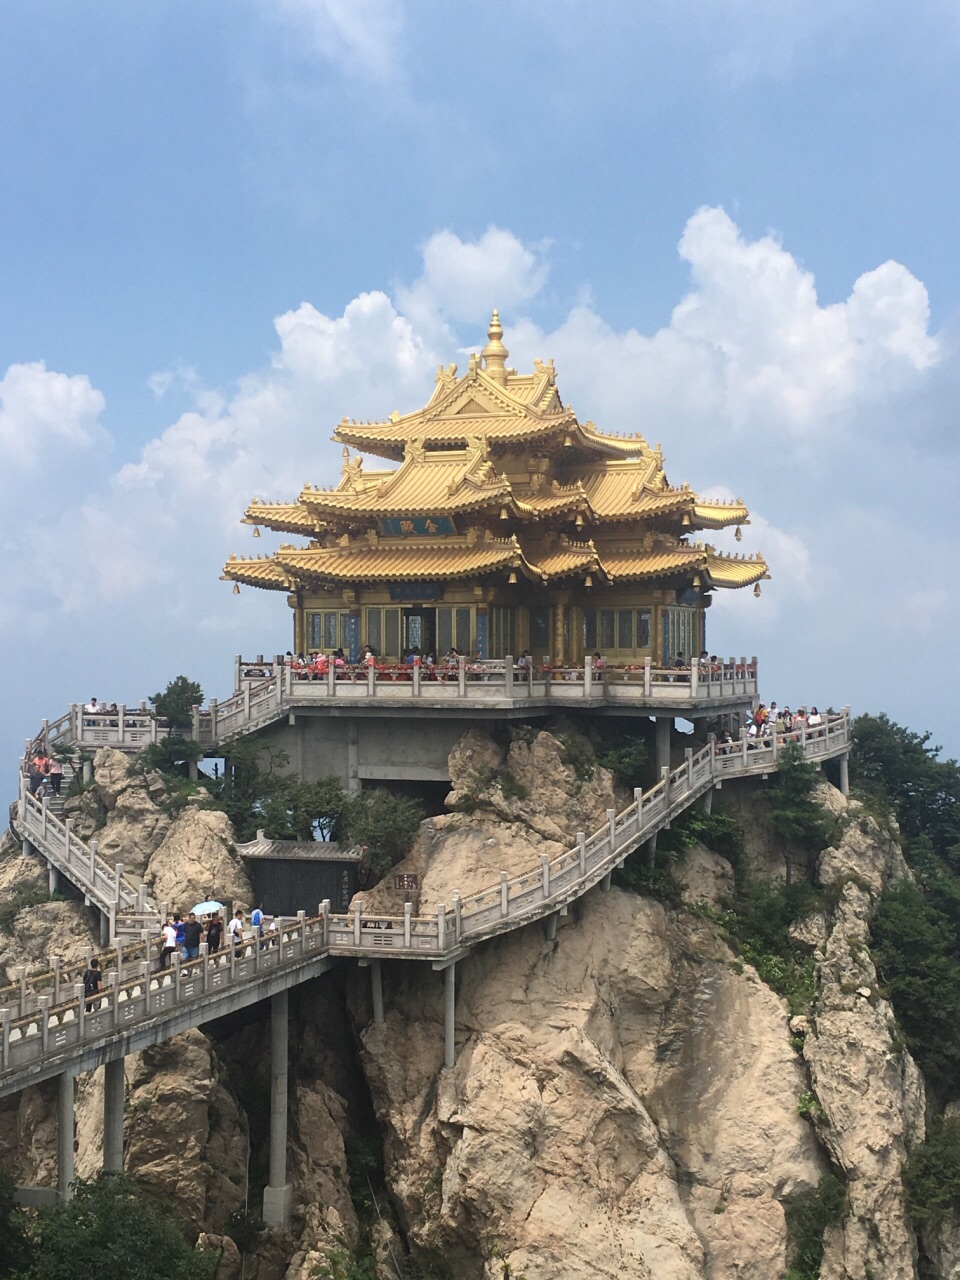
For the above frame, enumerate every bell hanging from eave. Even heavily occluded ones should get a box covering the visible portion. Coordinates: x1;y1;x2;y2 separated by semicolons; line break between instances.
734;526;742;542
252;525;261;537
753;582;761;598
233;582;241;595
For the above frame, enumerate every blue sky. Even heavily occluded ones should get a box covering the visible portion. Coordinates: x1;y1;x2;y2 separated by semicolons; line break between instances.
2;0;960;777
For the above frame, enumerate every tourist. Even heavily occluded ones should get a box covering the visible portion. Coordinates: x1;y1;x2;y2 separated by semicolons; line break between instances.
251;903;265;949
84;697;100;715
158;918;177;970
808;706;824;735
82;957;103;1011
182;912;203;961
172;912;186;957
206;912;223;953
716;729;734;755
48;757;63;796
227;909;245;946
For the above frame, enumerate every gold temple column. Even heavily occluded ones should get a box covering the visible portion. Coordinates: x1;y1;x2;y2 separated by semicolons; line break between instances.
552;592;571;668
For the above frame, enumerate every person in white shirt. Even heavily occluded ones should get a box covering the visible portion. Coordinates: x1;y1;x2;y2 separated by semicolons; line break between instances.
84;698;100;715
227;910;245;946
158;919;177;970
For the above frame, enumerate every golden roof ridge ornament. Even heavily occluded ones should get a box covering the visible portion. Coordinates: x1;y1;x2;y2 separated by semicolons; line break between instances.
481;309;509;386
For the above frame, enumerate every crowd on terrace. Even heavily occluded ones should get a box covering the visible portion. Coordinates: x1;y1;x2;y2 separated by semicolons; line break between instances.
267;646;758;683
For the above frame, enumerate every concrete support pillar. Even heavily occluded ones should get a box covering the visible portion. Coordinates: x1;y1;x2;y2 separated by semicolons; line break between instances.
82;759;93;785
262;992;292;1227
839;753;850;797
346;721;360;797
545;912;558;941
99;911;110;948
600;870;613;892
646;833;658;869
57;1072;75;1203
188;758;199;782
655;717;672;774
444;963;456;1070
47;863;59;895
102;1057;124;1173
702;787;714;814
370;960;384;1025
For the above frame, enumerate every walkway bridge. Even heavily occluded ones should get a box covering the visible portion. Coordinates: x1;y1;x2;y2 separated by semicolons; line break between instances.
9;699;851;1221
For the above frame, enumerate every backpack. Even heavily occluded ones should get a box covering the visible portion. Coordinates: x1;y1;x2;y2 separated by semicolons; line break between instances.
251;908;264;929
82;968;100;998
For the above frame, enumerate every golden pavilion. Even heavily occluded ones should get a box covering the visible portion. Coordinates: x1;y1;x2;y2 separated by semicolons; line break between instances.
223;312;768;667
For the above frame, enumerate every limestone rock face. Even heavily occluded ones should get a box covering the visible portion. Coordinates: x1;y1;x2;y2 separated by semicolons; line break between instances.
0;900;100;983
79;747;172;877
119;1030;248;1231
358;726;618;915
352;889;823;1280
146;808;252;915
676;841;735;909
807;794;923;1280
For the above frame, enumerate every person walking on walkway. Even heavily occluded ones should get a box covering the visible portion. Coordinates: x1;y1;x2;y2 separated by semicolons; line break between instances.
251;903;264;950
182;912;202;961
158;918;177;970
82;957;102;1011
48;757;63;796
227;910;245;947
206;913;223;953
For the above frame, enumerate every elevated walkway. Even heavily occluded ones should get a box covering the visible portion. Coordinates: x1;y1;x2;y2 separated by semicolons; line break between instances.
4;710;851;1098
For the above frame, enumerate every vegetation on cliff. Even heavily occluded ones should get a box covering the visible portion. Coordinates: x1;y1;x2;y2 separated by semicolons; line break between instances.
0;1173;215;1279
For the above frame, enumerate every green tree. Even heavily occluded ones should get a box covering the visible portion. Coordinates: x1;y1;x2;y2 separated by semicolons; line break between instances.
851;713;960;863
21;1174;215;1280
149;675;204;733
767;743;832;880
257;775;348;843
871;877;960;1098
343;789;425;888
903;1115;960;1226
140;734;205;776
0;1171;32;1279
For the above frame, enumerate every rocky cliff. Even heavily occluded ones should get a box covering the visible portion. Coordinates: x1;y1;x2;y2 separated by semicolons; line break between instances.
0;728;936;1278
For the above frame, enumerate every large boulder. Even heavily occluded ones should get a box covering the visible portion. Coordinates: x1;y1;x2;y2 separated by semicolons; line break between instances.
146;808;252;915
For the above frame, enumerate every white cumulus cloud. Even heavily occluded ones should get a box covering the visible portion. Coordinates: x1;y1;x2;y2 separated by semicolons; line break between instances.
0;361;106;470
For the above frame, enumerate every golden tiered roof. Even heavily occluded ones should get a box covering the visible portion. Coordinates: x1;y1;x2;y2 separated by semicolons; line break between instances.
223;312;768;594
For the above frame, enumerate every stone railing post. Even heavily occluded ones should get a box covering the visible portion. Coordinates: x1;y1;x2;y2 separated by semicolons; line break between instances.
1;1008;11;1070
117;704;126;747
685;748;694;790
607;808;617;852
74;981;86;1038
321;900;330;947
452;891;462;942
327;662;337;696
689;662;698;698
643;657;652;697
89;837;98;888
584;653;592;697
353;905;363;946
38;995;52;1052
191;704;201;740
578;831;587;875
740;735;749;767
458;655;467;697
500;871;509;917
540;854;550;898
200;941;210;993
403;903;412;948
52;955;63;1005
367;664;376;696
504;654;514;695
298;909;307;953
437;905;446;950
412;661;421;696
243;685;251;721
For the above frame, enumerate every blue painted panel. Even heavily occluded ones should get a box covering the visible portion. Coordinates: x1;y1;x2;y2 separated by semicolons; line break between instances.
344;614;360;663
476;612;488;659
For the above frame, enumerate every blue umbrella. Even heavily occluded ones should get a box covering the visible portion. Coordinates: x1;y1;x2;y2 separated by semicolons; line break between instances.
191;899;225;916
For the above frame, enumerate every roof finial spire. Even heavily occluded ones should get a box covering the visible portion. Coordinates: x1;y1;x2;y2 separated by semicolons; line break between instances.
481;309;509;385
